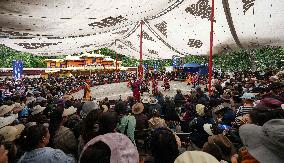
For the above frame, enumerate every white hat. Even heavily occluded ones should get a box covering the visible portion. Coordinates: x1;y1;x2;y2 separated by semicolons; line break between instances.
31;105;46;115
12;103;25;113
0;114;18;129
63;106;77;117
174;151;219;163
0;105;14;116
0;124;25;142
196;104;205;116
141;97;150;104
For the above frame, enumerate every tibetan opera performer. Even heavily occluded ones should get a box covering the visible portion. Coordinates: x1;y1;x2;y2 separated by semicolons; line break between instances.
186;73;192;85
162;77;170;91
132;78;141;102
140;80;150;95
152;78;158;95
83;80;91;101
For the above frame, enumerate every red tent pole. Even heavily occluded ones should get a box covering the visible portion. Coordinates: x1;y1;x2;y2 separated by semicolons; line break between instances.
208;0;215;94
139;21;143;80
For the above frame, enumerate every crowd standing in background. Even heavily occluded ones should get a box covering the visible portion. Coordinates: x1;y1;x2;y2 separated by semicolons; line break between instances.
0;69;283;163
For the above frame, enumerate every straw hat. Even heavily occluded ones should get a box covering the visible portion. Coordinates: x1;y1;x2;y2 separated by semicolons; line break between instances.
0;124;25;142
174;151;219;163
31;105;46;115
0;105;14;116
63;106;77;117
63;95;73;101
0;114;18;129
12;103;25;113
132;103;144;114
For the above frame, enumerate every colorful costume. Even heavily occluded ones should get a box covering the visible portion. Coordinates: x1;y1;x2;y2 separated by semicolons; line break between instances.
152;79;158;95
163;77;170;91
132;80;141;102
83;82;91;101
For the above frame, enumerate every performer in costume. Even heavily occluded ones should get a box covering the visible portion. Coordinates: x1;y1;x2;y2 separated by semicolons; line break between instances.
132;78;141;102
162;76;170;91
83;80;91;101
152;79;158;95
186;73;192;85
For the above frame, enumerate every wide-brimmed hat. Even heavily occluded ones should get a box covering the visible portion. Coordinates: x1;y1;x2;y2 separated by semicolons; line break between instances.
0;114;18;129
196;104;205;116
149;97;158;105
239;119;284;163
240;93;255;100
174;151;219;163
213;105;225;113
132;103;144;114
63;95;73;101
79;133;139;163
80;101;99;118
141;97;150;104
203;134;236;161
12;103;25;113
31;105;46;115
0;124;25;142
0;105;14;116
63;106;77;117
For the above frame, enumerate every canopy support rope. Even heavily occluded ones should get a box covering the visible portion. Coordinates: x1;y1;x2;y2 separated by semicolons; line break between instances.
139;21;144;80
208;0;215;94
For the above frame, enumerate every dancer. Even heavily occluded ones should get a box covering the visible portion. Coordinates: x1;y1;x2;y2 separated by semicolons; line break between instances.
132;78;141;102
152;78;158;95
162;76;170;91
83;80;91;101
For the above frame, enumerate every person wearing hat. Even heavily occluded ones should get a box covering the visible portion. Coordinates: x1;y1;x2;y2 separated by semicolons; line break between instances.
188;104;213;148
174;151;219;163
174;89;185;107
235;93;255;126
132;103;148;131
18;124;75;163
79;133;139;163
237;119;284;163
27;105;48;124
115;101;136;145
149;97;162;115
213;104;235;127
0;124;25;163
203;134;236;162
49;107;78;156
80;101;99;119
0;105;14;117
148;109;167;130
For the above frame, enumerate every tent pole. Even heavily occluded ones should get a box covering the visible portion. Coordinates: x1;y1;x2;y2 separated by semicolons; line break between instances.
115;52;118;72
208;0;215;94
139;21;143;80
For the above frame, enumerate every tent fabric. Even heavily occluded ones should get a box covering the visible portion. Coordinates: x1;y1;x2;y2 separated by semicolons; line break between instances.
183;63;201;68
0;0;284;59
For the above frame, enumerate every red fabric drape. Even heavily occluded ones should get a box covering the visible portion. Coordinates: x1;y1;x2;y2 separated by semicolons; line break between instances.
139;21;143;80
208;0;215;94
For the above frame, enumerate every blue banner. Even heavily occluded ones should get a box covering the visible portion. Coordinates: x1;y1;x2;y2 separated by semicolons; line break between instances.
154;61;158;72
143;64;148;73
13;60;23;80
173;56;177;68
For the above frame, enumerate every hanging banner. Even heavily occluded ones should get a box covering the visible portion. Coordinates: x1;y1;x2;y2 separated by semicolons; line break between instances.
143;64;148;73
172;57;177;68
12;60;23;80
154;61;158;72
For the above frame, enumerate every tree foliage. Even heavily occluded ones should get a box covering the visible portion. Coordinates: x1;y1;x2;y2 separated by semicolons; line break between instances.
0;44;283;71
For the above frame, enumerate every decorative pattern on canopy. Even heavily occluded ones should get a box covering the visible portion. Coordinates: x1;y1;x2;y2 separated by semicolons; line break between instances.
0;0;283;59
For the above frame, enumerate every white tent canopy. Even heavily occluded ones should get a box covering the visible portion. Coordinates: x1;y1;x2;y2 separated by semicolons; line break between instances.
0;0;284;59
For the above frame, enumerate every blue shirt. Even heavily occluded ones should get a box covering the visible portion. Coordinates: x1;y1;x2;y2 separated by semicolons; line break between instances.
18;147;75;163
